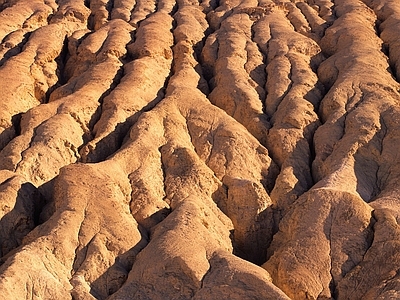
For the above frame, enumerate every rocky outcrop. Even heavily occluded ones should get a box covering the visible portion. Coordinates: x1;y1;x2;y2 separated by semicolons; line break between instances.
1;0;400;299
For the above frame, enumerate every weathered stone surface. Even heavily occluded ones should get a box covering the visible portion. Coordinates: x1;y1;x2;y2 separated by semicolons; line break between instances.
1;0;400;299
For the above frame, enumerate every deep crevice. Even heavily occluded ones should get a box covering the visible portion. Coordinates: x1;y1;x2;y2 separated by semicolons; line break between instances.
374;19;400;84
0;31;31;67
42;35;70;104
11;113;22;137
55;35;69;86
84;0;90;9
106;0;113;19
197;33;217;96
87;13;95;31
249;24;268;108
327;211;336;299
80;65;125;148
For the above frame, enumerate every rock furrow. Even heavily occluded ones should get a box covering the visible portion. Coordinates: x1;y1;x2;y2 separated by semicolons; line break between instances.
252;6;325;219
263;0;400;299
1;0;400;299
205;12;270;145
79;12;173;162
0;19;132;189
364;0;400;83
0;0;90;151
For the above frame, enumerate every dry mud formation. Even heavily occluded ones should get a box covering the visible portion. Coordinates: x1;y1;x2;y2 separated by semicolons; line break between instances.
1;0;400;299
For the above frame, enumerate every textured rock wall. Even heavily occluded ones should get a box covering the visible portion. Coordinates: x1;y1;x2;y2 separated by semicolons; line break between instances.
0;0;400;299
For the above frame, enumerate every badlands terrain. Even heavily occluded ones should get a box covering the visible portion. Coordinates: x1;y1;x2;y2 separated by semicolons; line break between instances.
0;0;400;298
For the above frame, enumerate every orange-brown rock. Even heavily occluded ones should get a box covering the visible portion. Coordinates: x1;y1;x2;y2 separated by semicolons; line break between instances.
1;0;400;299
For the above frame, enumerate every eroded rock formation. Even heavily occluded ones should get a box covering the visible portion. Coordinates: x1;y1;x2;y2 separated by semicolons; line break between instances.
0;0;400;299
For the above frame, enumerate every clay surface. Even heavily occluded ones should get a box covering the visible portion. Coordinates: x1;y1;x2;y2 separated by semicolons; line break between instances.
0;0;400;299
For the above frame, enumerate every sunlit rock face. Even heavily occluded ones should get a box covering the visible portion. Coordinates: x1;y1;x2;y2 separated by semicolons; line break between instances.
0;0;400;299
